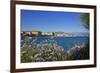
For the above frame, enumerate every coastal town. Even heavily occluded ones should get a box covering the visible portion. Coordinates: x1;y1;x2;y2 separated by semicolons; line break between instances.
21;31;88;37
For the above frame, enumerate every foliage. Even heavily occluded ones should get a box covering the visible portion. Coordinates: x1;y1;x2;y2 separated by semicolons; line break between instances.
67;43;89;60
80;13;89;30
21;37;89;63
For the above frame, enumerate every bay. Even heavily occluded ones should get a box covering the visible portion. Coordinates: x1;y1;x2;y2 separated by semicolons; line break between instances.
21;36;89;50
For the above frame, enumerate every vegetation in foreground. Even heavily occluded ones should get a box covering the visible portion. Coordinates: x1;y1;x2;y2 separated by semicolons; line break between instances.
21;37;89;63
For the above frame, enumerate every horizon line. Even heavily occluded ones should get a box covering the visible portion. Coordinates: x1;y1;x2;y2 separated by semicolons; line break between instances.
21;31;89;33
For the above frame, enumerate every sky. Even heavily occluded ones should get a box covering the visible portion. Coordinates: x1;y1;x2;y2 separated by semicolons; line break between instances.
21;10;88;33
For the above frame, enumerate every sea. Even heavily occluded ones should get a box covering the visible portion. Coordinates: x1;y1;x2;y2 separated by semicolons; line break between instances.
21;36;89;50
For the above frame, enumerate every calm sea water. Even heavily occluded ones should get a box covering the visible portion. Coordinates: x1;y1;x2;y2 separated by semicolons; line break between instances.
53;37;88;49
21;36;89;50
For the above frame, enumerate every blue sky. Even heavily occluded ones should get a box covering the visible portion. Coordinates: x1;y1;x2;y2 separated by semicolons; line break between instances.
21;10;88;33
